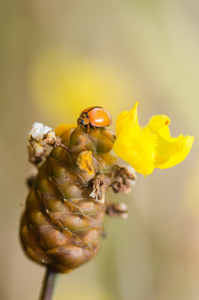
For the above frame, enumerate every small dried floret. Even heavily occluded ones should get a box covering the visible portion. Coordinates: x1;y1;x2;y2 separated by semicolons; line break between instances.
28;122;54;141
106;202;128;219
90;173;111;203
111;165;136;194
28;122;61;163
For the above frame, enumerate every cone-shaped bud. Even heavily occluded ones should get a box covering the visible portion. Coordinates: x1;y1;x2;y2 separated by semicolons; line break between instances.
20;126;117;273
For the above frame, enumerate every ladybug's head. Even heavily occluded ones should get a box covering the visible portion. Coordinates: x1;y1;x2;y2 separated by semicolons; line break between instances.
77;112;90;126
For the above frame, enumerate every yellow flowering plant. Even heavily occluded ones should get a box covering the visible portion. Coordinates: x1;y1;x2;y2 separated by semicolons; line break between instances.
113;102;194;176
21;104;194;300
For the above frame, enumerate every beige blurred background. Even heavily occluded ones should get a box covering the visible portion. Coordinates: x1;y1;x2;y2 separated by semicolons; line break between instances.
0;0;199;299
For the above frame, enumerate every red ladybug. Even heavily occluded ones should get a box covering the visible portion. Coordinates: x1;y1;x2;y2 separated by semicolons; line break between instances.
77;106;112;130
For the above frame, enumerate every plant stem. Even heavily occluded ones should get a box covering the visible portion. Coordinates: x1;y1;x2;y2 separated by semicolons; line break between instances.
39;267;60;300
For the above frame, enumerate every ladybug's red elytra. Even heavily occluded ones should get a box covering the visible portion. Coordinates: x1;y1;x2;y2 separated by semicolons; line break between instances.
77;106;112;130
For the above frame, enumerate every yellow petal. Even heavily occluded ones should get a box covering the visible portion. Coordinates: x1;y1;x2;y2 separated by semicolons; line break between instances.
113;126;156;176
114;103;194;175
55;124;76;137
154;134;194;169
116;102;139;136
147;115;171;139
114;102;156;175
146;115;194;169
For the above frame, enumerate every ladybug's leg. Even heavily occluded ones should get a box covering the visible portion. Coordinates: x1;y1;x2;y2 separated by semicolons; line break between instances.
86;123;90;133
93;126;99;132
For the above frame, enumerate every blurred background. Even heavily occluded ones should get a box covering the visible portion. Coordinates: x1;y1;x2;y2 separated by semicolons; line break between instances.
0;0;199;299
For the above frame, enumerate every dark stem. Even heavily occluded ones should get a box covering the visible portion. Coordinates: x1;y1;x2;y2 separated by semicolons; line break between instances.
39;267;60;300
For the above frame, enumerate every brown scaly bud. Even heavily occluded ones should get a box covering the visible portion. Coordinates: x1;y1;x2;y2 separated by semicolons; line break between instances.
20;113;136;274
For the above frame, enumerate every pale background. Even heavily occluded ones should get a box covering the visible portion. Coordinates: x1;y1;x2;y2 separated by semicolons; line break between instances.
0;1;199;299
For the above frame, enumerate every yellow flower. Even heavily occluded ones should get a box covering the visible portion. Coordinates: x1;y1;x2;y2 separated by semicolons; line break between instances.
113;102;194;176
55;123;76;137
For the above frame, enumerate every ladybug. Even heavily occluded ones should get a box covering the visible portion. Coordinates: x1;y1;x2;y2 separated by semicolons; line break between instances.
77;106;112;131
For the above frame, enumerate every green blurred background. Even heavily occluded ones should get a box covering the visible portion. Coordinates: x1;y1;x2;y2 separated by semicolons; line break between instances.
0;0;199;299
